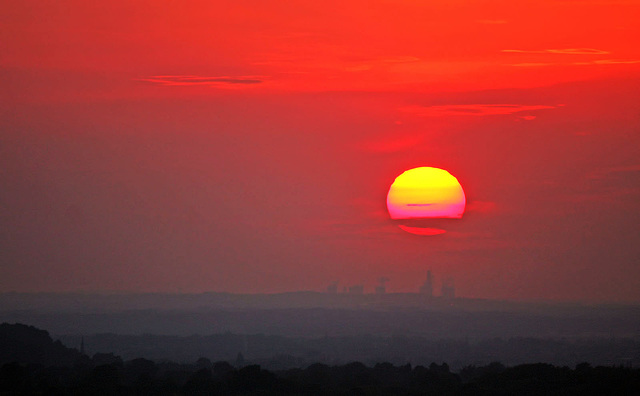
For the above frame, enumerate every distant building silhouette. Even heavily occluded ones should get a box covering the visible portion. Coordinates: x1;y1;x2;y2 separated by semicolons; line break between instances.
420;270;434;296
442;277;455;299
80;336;85;355
375;277;389;294
348;285;364;295
235;352;245;368
326;281;338;294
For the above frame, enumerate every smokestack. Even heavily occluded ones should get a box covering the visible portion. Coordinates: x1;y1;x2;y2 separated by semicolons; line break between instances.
420;270;433;296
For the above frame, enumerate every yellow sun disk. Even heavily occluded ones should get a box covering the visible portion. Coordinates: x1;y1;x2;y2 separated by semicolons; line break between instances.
387;167;466;219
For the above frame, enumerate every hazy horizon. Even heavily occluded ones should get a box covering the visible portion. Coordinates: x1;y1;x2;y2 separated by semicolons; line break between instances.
3;289;640;303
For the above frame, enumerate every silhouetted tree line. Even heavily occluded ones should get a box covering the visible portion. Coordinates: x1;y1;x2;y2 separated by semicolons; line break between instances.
0;323;82;367
2;323;640;395
61;331;640;368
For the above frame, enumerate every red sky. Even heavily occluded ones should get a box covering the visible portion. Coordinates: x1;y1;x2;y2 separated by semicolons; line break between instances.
1;0;639;301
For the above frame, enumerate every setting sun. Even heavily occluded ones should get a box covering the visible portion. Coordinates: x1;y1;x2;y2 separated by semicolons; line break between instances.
387;167;466;235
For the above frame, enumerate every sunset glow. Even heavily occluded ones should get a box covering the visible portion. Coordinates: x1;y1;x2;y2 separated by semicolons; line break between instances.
1;0;639;301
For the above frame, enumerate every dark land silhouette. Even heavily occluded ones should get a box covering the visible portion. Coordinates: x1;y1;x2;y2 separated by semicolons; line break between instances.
2;293;640;393
57;332;640;370
2;323;640;395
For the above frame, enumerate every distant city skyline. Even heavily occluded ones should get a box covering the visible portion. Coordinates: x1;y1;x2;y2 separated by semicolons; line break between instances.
325;270;456;297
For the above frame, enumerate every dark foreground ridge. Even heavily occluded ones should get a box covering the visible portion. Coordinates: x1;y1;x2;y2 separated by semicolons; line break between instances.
2;323;640;395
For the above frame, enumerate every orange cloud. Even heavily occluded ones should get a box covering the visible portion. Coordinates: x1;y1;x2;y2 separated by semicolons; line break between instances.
502;48;609;55
476;19;508;24
508;63;554;67
509;59;640;67
575;59;640;65
379;56;421;64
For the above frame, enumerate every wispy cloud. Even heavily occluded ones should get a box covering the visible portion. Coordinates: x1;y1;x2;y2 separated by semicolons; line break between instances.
507;59;640;67
378;56;421;64
476;19;507;24
565;165;640;204
401;104;557;117
502;46;640;67
587;164;640;180
509;63;555;67
136;75;263;86
574;59;640;65
502;48;609;55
